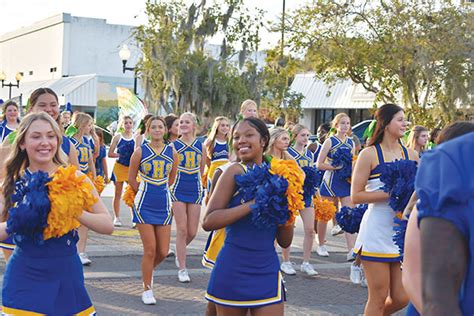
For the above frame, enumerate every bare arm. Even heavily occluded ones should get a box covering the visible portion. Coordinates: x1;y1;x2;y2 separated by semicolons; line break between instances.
134;134;143;150
168;148;179;186
77;174;113;235
203;139;211;168
200;146;207;176
102;157;109;182
0;194;7;241
68;145;80;168
128;148;142;192
88;154;96;178
421;217;466;316
402;207;422;312
316;138;339;171
351;147;389;204
202;163;253;231
108;135;120;158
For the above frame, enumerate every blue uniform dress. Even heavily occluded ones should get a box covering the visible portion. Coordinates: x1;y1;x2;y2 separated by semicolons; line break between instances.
207;140;229;191
416;132;474;315
0;122;15;143
320;136;354;197
288;146;314;207
205;164;285;308
61;135;71;157
95;145;107;177
170;138;204;204
111;136;135;183
2;231;96;315
132;143;174;225
353;144;411;262
69;137;92;174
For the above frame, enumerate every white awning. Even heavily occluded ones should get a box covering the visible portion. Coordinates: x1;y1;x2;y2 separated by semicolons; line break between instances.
290;73;378;110
0;74;97;107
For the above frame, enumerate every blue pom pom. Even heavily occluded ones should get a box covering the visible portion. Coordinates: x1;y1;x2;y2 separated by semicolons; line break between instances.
6;171;51;244
235;163;269;202
380;160;418;212
302;166;319;206
250;174;289;229
331;147;352;180
117;141;135;166
393;214;409;255
336;204;368;234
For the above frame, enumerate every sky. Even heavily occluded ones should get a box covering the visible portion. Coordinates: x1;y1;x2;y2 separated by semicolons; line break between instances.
0;0;308;49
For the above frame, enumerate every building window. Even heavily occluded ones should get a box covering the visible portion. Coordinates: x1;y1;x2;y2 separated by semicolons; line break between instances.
29;71;33;75
50;67;57;73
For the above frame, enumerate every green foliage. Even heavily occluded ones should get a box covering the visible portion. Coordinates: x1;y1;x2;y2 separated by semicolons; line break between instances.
135;0;264;122
288;0;473;126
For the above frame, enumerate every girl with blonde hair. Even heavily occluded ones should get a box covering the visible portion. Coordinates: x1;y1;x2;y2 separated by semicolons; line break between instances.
170;112;207;283
240;99;258;118
204;116;230;192
0;101;20;143
406;125;429;157
280;124;318;276
109;115;135;227
0;112;113;314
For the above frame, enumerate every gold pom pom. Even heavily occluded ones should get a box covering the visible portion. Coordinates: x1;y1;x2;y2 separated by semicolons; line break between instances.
123;184;137;208
87;173;105;194
270;158;305;225
314;197;337;222
44;165;97;240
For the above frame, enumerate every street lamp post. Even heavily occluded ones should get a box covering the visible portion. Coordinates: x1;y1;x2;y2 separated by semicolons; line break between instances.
119;44;138;95
0;71;23;99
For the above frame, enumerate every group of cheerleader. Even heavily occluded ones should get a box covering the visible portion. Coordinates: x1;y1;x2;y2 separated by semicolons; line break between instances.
1;89;473;315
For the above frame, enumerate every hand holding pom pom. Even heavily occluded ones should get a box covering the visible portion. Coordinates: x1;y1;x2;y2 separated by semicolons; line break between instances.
314;197;337;221
331;147;353;181
302;166;320;206
380;159;418;212
123;184;137;208
393;213;408;255
117;142;135;167
336;204;368;234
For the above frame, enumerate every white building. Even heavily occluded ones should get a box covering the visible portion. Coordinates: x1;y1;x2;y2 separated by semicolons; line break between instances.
0;13;141;115
290;73;377;132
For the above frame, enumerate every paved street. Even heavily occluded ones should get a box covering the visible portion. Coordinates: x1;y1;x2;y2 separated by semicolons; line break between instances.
0;183;372;315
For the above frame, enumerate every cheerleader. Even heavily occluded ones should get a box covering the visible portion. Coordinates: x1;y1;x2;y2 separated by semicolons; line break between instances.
134;114;153;149
0;112;113;314
170;112;206;282
281;124;318;276
203;118;294;315
69;112;97;266
128;116;179;305
240;99;258;118
406;125;429;157
203;116;230;192
0;88;79;262
109;115;135;227
164;114;179;143
402;121;474;315
95;128;109;183
0;101;20;143
352;104;418;315
316;113;355;258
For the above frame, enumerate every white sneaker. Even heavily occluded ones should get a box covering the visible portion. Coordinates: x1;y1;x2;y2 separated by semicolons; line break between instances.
350;263;362;284
141;289;156;305
331;224;343;236
300;262;318;276
178;269;191;283
280;261;296;275
79;253;92;266
132;222;137;229
113;217;122;227
167;245;175;258
347;248;355;262
316;245;329;257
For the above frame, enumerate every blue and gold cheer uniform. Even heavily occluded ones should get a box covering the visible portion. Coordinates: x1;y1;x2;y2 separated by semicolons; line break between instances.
111;136;135;183
205;164;285;308
170;138;204;204
320;136;354;197
206;140;229;191
133;143;174;225
69;137;92;174
288;146;314;207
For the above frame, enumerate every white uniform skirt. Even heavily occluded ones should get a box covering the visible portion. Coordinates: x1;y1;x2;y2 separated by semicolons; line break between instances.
353;179;402;262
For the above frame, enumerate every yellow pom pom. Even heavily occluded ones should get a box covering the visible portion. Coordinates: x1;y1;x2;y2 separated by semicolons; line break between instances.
123;184;137;208
270;158;305;225
44;165;98;240
314;197;337;222
87;173;105;194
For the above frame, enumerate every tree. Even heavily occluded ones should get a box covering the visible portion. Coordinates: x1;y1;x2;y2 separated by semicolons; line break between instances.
288;0;473;126
134;0;264;121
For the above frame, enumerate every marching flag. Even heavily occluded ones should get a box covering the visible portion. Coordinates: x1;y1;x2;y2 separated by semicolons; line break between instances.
116;87;148;132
